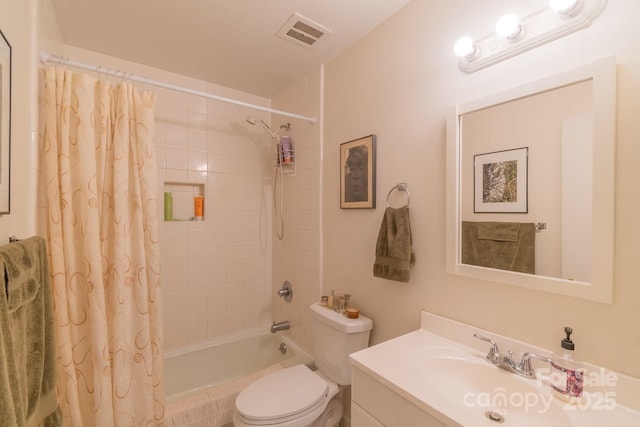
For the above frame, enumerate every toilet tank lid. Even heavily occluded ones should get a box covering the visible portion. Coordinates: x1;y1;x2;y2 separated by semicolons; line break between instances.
310;302;373;333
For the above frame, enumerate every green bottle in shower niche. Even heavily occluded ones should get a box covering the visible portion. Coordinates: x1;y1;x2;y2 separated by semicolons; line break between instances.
164;192;173;221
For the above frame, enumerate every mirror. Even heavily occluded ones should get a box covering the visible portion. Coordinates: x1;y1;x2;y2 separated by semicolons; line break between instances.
446;57;616;303
0;29;10;214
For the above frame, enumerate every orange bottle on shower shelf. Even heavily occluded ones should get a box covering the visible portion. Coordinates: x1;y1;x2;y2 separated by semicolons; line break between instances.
194;196;204;220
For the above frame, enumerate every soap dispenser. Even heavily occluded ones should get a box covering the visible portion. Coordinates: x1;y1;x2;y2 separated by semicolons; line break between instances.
550;327;584;401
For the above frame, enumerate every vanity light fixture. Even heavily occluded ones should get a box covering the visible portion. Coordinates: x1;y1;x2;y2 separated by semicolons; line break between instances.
495;14;523;40
454;0;607;73
549;0;581;15
453;36;477;59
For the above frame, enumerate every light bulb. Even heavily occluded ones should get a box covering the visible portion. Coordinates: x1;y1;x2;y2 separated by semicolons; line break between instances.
550;0;579;14
496;14;522;39
454;37;476;58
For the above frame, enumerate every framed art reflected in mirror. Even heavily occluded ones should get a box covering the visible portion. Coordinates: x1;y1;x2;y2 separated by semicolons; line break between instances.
0;29;11;214
474;147;528;213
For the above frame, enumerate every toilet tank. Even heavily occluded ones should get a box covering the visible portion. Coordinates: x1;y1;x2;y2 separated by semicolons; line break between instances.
310;302;373;385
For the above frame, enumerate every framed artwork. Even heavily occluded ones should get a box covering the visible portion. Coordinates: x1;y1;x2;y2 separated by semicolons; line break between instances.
474;147;528;213
340;134;376;209
0;29;11;214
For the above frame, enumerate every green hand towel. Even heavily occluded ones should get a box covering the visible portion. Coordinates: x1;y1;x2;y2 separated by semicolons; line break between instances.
373;207;415;282
0;236;61;426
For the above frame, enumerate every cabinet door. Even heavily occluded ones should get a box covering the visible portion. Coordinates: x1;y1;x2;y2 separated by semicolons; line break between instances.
351;401;385;427
352;367;450;427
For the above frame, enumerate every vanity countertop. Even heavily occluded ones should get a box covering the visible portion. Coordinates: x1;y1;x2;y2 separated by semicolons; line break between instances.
349;311;640;427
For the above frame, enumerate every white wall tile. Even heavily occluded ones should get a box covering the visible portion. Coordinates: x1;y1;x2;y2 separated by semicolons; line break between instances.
165;125;188;149
165;168;188;183
186;170;208;185
188;129;208;152
165;91;188;111
156;87;274;351
165;148;188;170
207;154;227;173
188;96;207;115
187;151;207;172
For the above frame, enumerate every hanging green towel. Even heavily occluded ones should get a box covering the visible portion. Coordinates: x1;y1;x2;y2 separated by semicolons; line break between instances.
0;236;62;427
373;207;415;282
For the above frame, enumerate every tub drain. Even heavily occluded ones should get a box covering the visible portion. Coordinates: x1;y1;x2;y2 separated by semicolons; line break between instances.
485;411;504;423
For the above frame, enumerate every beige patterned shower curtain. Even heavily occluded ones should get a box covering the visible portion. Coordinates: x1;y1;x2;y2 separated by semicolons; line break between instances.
39;66;164;425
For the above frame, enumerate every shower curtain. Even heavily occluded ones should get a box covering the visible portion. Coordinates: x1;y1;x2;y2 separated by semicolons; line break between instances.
39;66;164;425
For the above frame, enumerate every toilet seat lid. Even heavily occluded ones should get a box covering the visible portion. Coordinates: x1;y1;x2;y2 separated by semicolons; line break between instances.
236;365;329;423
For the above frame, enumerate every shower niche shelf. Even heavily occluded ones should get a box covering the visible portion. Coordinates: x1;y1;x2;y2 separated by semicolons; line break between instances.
163;181;205;222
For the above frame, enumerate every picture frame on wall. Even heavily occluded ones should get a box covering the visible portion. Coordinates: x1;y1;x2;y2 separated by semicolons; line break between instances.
340;134;376;209
474;147;528;213
0;29;11;215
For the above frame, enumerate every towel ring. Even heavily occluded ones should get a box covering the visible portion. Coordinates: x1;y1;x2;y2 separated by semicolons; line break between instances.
386;183;411;208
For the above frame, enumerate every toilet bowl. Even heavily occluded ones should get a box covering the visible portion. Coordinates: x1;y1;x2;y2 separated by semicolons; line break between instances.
233;303;373;427
232;365;340;427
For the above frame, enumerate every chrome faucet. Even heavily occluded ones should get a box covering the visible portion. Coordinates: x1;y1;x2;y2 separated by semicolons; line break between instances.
473;334;501;365
518;352;553;378
473;333;551;379
270;320;290;333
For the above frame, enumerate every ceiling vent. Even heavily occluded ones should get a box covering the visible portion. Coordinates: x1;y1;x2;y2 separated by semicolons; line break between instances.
276;13;332;49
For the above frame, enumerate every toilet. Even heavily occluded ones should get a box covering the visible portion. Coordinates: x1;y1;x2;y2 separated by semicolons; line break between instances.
232;302;373;427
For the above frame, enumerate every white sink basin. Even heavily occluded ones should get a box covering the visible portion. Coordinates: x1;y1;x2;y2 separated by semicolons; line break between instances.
411;348;571;426
350;320;640;427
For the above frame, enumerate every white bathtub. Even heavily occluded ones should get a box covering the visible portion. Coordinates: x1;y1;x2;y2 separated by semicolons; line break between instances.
163;331;313;427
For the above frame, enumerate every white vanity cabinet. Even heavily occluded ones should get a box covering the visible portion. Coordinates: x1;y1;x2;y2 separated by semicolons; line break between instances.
350;365;452;427
349;311;640;427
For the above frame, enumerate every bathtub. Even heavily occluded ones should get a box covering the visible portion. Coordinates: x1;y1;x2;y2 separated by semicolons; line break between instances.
163;331;313;427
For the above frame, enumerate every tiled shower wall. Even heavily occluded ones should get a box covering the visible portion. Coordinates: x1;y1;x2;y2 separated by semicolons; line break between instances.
156;87;275;351
271;70;323;355
51;46;276;352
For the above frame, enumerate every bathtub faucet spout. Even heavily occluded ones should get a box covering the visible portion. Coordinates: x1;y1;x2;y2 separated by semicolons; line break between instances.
270;320;290;333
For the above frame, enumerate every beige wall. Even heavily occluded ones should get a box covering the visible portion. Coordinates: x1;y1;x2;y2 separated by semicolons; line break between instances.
323;0;640;378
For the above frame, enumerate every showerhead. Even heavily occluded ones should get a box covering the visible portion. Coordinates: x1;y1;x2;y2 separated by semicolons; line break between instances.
245;115;278;138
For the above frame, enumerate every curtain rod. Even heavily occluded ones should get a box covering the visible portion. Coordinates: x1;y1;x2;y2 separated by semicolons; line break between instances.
39;52;318;124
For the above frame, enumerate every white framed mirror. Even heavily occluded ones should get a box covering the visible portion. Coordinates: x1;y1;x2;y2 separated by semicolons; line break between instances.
446;57;616;303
